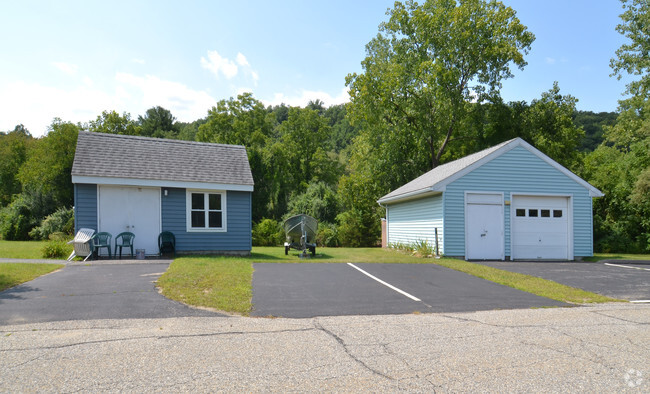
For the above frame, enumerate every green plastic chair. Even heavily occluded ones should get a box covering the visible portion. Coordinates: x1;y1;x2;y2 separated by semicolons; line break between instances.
93;232;112;259
158;231;176;257
114;232;135;259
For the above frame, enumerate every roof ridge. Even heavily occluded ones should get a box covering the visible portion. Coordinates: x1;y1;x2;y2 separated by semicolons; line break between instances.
78;130;246;150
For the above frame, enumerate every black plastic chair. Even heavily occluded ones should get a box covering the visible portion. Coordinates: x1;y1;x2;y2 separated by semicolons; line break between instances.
114;232;135;259
93;232;112;259
158;231;176;258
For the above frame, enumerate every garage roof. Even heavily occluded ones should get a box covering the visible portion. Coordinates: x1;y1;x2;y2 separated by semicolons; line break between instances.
71;131;254;191
378;138;603;204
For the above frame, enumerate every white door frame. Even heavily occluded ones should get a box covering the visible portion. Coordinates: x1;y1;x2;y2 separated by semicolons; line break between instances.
464;191;505;260
510;192;573;260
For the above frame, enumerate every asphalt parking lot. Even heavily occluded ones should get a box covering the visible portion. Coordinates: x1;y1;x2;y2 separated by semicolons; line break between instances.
475;260;650;301
0;262;221;325
251;263;567;318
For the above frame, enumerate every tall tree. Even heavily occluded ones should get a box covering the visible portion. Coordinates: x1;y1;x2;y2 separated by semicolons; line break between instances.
138;106;179;138
197;93;276;221
584;0;650;252
87;110;138;135
0;125;32;206
346;0;534;173
17;119;79;208
521;82;584;172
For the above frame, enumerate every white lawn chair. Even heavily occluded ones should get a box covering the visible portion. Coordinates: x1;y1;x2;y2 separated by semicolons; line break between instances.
67;228;96;261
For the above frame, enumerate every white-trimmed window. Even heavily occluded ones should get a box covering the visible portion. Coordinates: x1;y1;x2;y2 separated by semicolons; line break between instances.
186;190;226;232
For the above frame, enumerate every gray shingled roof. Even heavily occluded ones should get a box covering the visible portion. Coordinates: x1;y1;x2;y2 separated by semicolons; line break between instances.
72;131;254;186
378;138;517;203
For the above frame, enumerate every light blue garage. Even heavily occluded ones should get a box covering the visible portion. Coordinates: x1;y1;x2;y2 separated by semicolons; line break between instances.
72;131;254;256
378;138;603;261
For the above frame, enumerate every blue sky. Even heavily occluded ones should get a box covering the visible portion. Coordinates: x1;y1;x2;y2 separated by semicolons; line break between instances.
1;0;631;137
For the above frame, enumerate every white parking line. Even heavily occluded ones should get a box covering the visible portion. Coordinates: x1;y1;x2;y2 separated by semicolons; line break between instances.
347;263;421;302
604;263;650;271
630;300;650;303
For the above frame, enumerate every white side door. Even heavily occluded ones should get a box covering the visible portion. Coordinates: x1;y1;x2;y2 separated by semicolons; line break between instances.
465;193;504;260
98;186;161;256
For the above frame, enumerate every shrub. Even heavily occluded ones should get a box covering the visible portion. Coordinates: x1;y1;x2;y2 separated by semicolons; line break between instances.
413;239;435;257
252;218;284;246
336;209;380;247
316;222;339;247
285;181;340;224
29;206;74;240
41;240;71;259
0;197;36;240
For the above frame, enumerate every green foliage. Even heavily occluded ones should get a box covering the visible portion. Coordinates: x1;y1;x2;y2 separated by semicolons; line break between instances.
0;196;36;240
138;106;179;138
0;125;32;207
315;222;339;247
18;119;79;208
573;111;617;151
286;182;339;224
347;0;534;171
28;207;74;240
521;82;585;172
252;219;284;246
41;240;70;259
583;0;650;253
413;239;436;257
610;0;650;101
87;110;138;135
336;209;380;247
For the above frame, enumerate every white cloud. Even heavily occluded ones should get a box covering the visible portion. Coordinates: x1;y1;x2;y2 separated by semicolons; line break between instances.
115;73;216;122
201;50;259;87
0;80;115;136
265;87;350;107
545;57;556;65
236;53;249;67
0;73;217;137
132;58;146;64
52;62;79;75
201;50;238;79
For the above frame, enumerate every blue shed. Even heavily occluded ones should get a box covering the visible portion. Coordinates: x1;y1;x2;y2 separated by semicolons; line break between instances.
378;138;603;260
71;131;254;256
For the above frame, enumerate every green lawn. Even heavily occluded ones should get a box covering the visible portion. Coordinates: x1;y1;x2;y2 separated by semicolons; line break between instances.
585;253;650;262
0;240;50;259
0;263;65;292
157;246;622;316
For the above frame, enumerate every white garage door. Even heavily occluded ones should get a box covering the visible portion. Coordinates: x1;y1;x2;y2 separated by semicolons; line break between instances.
512;195;569;260
98;186;161;256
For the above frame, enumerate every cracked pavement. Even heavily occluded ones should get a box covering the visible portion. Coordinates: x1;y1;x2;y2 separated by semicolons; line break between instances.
1;304;648;391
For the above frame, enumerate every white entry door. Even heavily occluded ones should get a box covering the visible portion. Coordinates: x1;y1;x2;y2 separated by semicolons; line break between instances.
465;193;504;260
98;186;161;256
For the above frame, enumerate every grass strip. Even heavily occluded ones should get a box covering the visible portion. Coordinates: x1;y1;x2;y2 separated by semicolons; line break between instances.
585;253;650;262
0;240;50;259
157;256;253;315
0;263;64;292
432;259;623;304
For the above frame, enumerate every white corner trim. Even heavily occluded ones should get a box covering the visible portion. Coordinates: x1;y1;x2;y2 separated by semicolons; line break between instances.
72;175;254;192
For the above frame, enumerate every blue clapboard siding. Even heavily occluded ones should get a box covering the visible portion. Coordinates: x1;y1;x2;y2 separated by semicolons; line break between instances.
74;184;97;232
443;146;594;257
387;194;444;254
161;188;252;252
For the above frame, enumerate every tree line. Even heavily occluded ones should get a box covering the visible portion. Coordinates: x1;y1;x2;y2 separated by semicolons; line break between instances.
1;0;647;253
